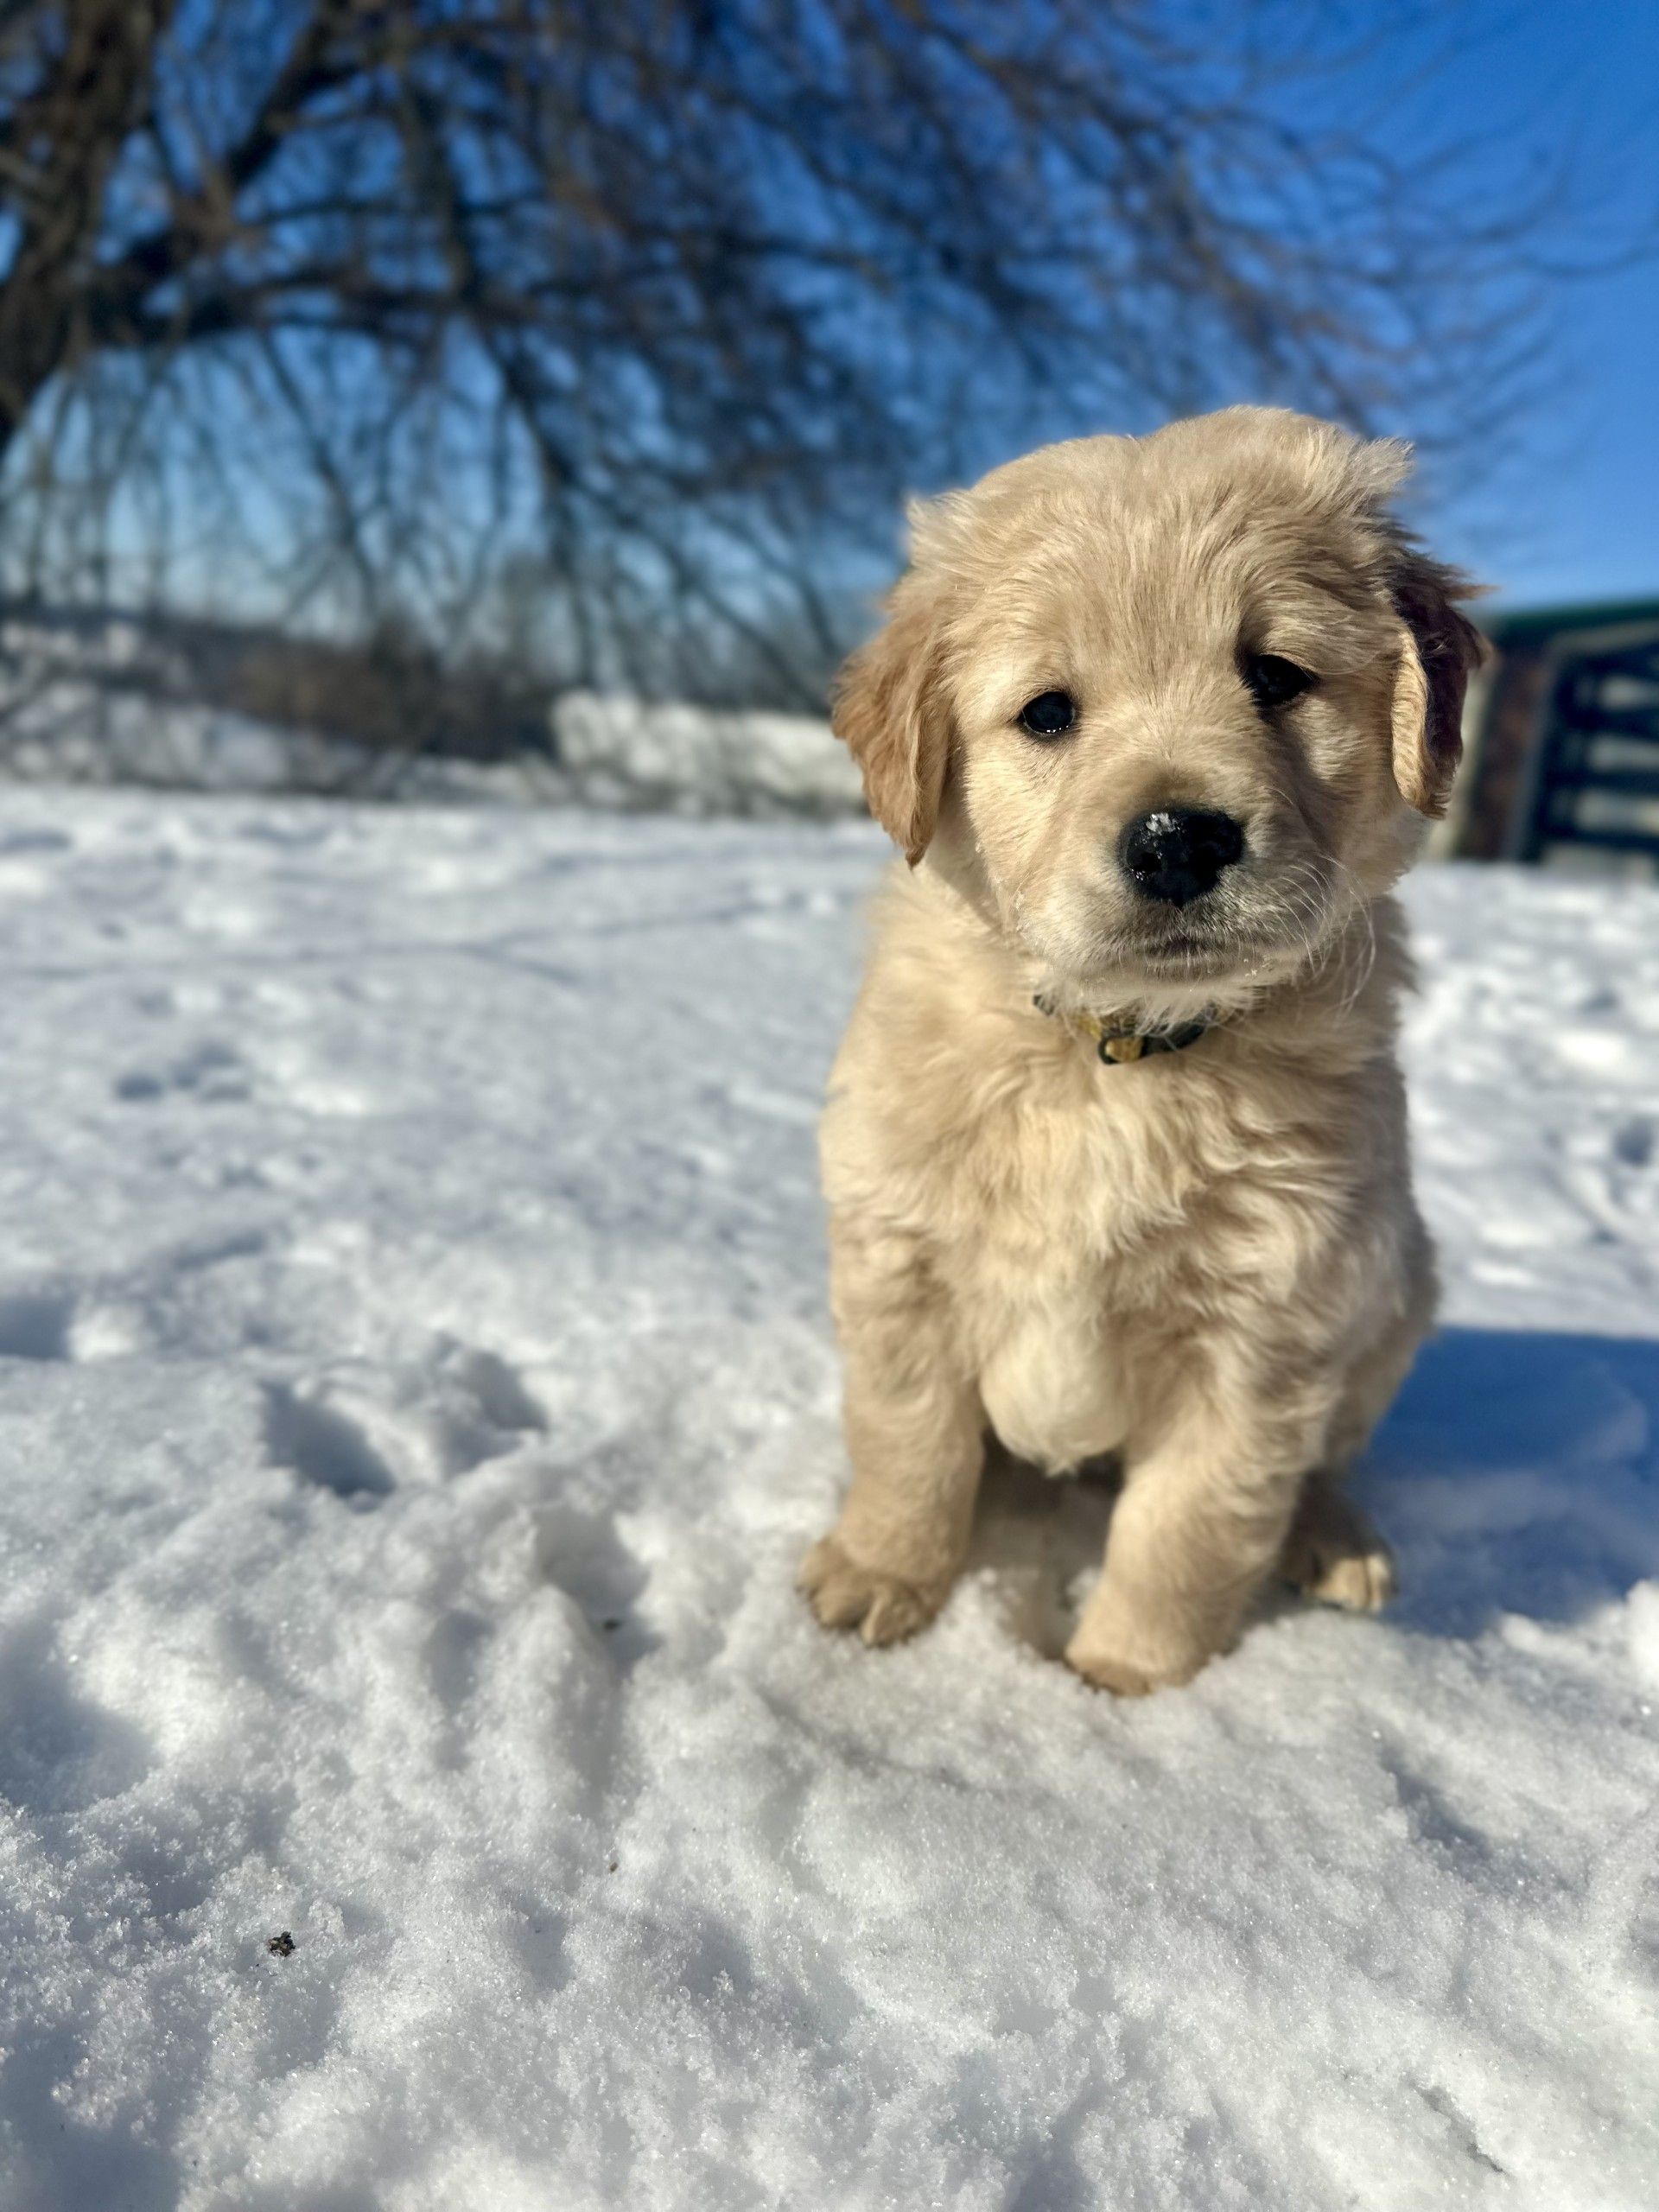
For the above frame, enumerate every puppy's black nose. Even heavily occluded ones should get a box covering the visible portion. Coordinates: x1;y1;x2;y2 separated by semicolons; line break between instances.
1120;807;1243;906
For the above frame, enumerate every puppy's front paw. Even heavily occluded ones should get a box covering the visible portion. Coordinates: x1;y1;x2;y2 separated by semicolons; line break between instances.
1065;1605;1216;1697
798;1535;944;1647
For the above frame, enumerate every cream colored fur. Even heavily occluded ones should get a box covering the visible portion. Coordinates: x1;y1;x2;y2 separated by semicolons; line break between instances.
799;407;1484;1694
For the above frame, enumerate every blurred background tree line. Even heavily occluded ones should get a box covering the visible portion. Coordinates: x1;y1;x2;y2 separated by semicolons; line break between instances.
0;0;1635;786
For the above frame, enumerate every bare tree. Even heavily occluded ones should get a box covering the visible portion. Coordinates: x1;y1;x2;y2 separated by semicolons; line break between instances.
0;1;1552;706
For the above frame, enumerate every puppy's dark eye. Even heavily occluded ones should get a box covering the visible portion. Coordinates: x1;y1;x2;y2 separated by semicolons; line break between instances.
1017;690;1077;739
1242;654;1316;710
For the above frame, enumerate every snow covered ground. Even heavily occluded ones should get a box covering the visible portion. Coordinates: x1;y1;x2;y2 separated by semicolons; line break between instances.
0;791;1656;2212
0;669;861;819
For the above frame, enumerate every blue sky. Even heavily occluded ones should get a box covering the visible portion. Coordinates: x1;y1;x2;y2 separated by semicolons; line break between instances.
1387;1;1658;609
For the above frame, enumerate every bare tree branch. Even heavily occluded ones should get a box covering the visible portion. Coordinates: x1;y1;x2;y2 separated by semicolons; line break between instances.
0;0;1617;709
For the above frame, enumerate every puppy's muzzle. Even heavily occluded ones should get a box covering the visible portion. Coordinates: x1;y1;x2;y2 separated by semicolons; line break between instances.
1120;807;1244;907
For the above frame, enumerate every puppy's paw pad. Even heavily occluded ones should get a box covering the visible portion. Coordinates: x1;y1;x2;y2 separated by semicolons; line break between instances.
798;1536;939;1646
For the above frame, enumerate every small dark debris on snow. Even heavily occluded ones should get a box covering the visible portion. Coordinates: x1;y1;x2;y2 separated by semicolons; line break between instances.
607;1858;619;1874
266;1931;296;1957
601;1617;622;1631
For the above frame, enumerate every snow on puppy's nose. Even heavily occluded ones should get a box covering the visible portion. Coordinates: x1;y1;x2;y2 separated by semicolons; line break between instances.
1119;807;1244;906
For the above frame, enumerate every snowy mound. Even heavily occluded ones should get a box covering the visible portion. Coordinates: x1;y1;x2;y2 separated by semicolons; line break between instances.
0;795;1656;2209
0;671;862;819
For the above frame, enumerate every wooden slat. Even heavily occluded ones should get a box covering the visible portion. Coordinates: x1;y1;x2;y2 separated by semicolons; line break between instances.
1552;705;1659;741
1539;765;1659;799
1538;823;1659;859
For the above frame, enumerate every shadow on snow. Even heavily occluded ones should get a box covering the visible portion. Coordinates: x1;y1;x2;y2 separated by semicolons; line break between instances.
970;1326;1659;1654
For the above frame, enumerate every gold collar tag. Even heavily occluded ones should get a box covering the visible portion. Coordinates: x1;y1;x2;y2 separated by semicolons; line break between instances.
1032;994;1211;1068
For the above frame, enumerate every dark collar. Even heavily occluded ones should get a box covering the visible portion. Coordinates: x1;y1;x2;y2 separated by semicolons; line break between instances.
1032;992;1213;1067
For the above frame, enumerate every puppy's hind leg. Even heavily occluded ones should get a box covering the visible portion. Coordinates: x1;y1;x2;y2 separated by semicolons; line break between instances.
1279;1477;1396;1614
1280;1286;1430;1614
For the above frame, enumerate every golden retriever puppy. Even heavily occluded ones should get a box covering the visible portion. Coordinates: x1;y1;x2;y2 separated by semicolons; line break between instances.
799;407;1484;1694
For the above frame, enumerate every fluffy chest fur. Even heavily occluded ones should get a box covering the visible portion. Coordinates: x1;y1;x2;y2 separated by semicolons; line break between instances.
821;868;1414;1472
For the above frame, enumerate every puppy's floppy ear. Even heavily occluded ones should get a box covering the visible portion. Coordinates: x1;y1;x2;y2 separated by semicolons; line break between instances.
1386;541;1488;821
832;565;953;867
